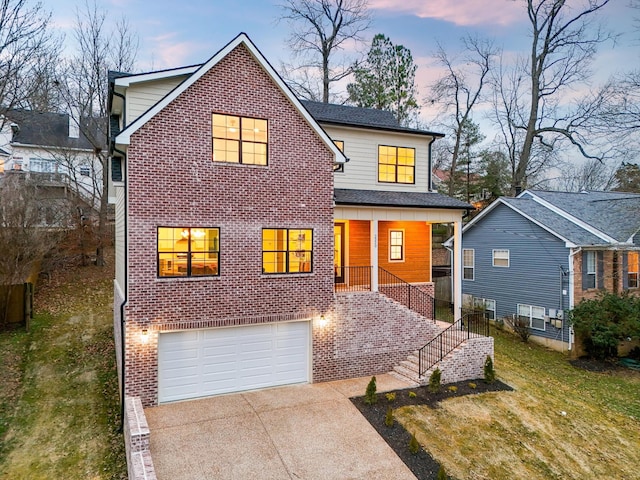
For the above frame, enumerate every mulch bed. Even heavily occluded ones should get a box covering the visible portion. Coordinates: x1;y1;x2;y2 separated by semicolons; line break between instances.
569;357;626;373
351;379;513;480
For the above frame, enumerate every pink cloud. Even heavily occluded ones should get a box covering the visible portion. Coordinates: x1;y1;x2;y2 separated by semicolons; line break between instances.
369;0;523;26
146;33;204;69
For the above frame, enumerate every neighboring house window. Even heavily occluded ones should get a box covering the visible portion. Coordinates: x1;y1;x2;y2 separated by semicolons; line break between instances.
473;297;496;320
262;228;312;274
584;251;596;289
389;230;404;261
157;227;219;278
628;252;639;289
518;304;545;331
30;158;55;173
0;159;4;173
463;249;474;280
79;166;91;177
212;113;268;165
333;140;344;172
12;158;22;170
492;249;509;267
378;145;415;184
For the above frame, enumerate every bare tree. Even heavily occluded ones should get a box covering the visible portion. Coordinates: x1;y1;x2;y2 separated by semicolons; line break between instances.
56;0;139;266
0;0;57;123
0;173;65;328
278;0;371;102
555;158;616;192
494;0;614;194
428;36;497;196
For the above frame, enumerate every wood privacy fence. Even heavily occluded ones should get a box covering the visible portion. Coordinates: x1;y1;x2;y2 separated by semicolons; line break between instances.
0;283;33;327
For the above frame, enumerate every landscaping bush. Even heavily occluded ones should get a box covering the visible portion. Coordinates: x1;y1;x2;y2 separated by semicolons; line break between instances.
385;406;394;427
484;355;496;383
504;314;532;342
364;376;377;405
428;368;441;393
437;465;448;480
570;292;640;360
409;433;420;454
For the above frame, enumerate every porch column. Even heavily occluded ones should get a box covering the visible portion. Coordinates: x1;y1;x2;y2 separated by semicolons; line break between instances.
370;220;378;292
453;220;462;320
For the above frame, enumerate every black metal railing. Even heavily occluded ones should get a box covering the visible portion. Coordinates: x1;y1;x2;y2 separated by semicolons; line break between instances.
334;266;372;292
418;310;490;377
378;268;435;322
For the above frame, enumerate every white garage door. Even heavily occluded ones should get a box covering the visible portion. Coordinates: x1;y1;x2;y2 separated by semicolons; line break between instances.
158;321;310;403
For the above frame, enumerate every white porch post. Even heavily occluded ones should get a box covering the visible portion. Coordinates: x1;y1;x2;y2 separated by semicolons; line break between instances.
371;220;378;292
453;220;463;320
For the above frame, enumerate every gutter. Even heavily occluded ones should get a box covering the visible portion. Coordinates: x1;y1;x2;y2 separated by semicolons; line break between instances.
114;146;128;433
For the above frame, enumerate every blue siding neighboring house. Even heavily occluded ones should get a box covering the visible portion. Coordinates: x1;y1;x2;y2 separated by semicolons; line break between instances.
453;189;640;352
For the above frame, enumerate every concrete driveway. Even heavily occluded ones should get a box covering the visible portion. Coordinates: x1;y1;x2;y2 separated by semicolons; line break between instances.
144;374;417;480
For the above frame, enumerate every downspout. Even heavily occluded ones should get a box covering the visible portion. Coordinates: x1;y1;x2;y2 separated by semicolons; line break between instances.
567;247;582;352
427;137;436;192
115;146;128;433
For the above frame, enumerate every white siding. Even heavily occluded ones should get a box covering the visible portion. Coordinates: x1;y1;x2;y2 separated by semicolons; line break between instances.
327;125;433;193
125;76;188;125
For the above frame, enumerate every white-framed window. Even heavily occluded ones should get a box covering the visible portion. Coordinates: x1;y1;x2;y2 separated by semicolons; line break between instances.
463;248;474;280
517;304;545;331
389;230;404;261
30;158;56;173
492;249;510;267
79;166;91;177
584;251;596;289
474;297;496;320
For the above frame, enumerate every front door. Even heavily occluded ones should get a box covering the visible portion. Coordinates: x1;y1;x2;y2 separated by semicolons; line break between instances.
334;223;345;283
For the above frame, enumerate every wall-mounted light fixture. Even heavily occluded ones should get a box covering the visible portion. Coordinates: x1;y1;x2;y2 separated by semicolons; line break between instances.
317;315;328;328
141;328;149;343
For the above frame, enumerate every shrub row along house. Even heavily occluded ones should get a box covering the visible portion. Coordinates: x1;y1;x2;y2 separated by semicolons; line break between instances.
108;33;493;408
458;189;640;352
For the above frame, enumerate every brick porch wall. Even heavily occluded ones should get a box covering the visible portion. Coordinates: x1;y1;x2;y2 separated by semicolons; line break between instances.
124;397;156;480
438;336;494;384
313;292;441;382
123;44;334;406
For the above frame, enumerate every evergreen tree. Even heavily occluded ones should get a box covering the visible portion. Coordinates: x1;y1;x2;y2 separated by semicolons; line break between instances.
347;34;418;126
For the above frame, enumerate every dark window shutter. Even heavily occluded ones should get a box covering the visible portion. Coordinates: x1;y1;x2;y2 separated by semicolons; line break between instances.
111;157;123;182
622;252;629;290
597;251;604;289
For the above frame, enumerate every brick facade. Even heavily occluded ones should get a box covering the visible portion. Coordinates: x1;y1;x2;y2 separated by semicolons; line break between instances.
573;250;640;305
123;44;334;405
313;292;442;382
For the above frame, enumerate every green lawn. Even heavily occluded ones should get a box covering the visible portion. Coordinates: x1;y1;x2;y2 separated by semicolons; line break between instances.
0;259;126;479
396;328;640;480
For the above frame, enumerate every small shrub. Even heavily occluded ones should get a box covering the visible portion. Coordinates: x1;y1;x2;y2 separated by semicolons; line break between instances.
409;433;420;454
437;465;448;480
447;385;458;393
484;355;496;383
408;391;417;399
385;392;396;403
504;314;532;342
468;382;477;389
385;406;394;427
428;368;442;393
364;376;377;405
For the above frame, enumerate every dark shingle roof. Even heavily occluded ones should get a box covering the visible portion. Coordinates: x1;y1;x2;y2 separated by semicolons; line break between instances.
301;100;444;137
526;190;640;243
8;109;97;150
500;197;605;246
335;189;472;210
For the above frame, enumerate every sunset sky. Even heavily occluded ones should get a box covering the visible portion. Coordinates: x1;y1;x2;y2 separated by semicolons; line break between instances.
44;0;639;142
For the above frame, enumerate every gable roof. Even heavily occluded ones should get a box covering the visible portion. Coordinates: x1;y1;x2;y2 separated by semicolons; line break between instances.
462;189;640;248
7;109;96;151
301;100;444;138
113;33;344;163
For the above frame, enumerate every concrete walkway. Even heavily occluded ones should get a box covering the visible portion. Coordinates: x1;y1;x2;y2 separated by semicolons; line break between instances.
144;374;417;480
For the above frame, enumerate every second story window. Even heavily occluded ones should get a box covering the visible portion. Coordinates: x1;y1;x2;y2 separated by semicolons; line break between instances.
628;252;638;289
463;248;474;280
584;251;596;289
378;145;415;184
333;140;344;172
212;114;268;165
